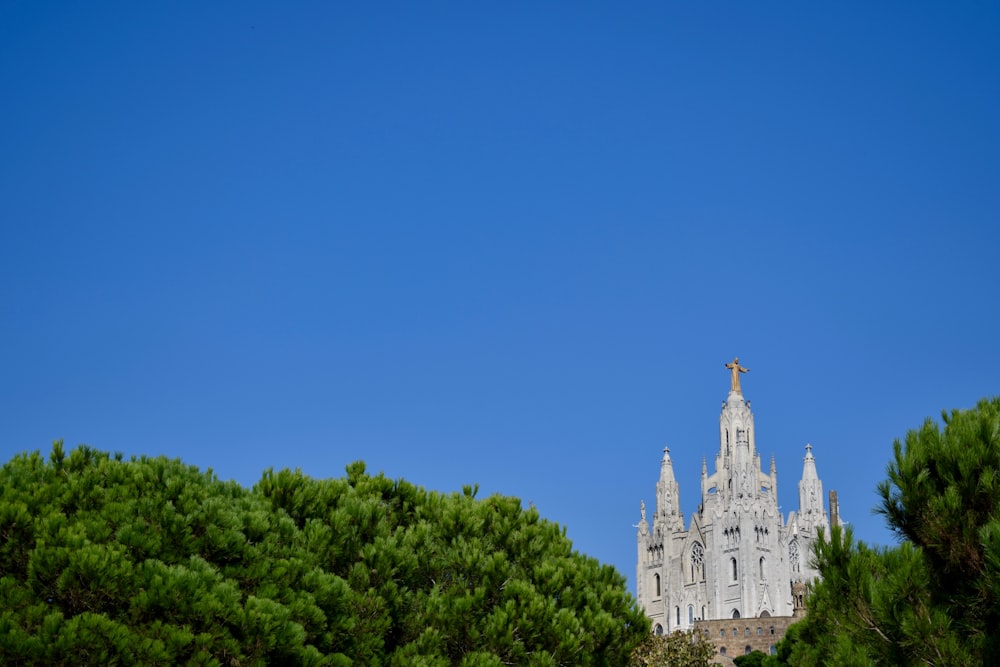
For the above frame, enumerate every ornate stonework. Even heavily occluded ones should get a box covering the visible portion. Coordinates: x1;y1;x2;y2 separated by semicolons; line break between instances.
636;363;836;640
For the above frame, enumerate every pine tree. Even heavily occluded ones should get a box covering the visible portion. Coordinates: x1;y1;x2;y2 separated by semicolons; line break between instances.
780;397;1000;666
0;443;648;665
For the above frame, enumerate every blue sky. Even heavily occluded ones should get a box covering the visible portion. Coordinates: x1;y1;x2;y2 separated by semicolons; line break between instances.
2;2;998;594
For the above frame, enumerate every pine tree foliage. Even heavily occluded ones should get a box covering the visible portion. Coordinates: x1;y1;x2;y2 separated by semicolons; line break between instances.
732;651;767;667
0;443;648;665
778;397;1000;666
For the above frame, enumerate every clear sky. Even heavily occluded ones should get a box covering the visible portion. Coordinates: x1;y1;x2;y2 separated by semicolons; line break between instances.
2;2;998;594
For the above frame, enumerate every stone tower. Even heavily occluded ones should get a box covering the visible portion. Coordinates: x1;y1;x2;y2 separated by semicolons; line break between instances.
636;361;831;634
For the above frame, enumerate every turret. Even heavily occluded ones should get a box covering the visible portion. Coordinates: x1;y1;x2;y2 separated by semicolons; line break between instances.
700;456;708;499
769;454;778;500
718;390;756;500
797;444;827;529
656;447;684;531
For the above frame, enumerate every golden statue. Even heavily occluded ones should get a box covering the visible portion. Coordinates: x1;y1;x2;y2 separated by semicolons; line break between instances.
725;357;748;394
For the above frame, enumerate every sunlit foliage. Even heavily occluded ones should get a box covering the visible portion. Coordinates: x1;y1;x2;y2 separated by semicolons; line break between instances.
0;443;647;665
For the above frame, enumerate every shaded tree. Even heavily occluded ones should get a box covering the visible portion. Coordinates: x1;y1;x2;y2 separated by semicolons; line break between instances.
784;397;1000;666
734;650;767;667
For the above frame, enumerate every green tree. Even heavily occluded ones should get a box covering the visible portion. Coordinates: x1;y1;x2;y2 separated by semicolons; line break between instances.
0;443;648;665
786;397;1000;666
733;650;767;667
629;629;717;667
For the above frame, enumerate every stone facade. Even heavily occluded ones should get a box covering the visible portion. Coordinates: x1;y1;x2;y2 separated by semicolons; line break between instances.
636;370;838;643
694;615;800;664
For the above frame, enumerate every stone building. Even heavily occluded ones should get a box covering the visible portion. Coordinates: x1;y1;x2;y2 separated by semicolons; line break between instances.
636;359;839;652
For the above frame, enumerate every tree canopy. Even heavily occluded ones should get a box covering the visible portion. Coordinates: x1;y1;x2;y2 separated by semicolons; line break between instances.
628;629;717;667
0;443;647;665
777;397;1000;666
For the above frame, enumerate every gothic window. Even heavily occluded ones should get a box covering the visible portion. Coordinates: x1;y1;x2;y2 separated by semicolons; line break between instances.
654;624;663;636
759;556;766;579
789;539;800;574
731;558;738;581
688;605;694;624
732;609;740;619
745;645;752;655
691;542;705;581
654;573;661;597
676;607;680;626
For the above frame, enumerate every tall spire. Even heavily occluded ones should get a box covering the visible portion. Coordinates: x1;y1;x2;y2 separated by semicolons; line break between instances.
656;446;683;530
797;443;825;528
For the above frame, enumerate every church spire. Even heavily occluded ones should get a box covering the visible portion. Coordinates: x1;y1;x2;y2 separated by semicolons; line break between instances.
656;447;683;530
797;443;826;528
717;357;756;484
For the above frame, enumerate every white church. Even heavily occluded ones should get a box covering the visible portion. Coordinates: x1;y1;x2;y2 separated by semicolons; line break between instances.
636;359;838;637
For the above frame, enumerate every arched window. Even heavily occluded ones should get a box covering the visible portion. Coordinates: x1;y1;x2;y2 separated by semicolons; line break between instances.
654;624;663;636
789;539;800;574
757;627;763;636
732;609;740;619
688;605;694;624
691;542;705;581
676;607;680;626
702;605;706;620
720;629;726;638
720;647;727;657
731;557;738;581
745;627;751;637
745;645;752;655
770;644;777;655
654;573;661;597
759;556;765;579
